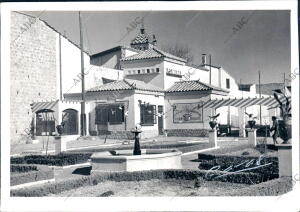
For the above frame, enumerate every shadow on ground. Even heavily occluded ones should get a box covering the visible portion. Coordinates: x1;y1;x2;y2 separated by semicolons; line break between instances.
72;166;92;175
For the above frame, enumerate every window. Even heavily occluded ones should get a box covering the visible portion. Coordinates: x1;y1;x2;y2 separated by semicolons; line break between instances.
128;70;131;74
147;69;150;73
95;106;109;124
151;68;155;73
95;104;124;125
108;105;124;124
140;104;156;125
226;78;230;89
156;68;160;73
137;70;141;74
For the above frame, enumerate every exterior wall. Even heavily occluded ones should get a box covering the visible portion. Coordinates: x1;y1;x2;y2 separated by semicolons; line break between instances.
11;12;57;143
165;92;215;131
124;49;138;57
133;91;165;138
122;58;164;89
90;49;122;69
164;61;188;90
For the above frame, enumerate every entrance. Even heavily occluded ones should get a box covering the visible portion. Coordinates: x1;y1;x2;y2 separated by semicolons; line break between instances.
62;109;78;135
158;105;164;135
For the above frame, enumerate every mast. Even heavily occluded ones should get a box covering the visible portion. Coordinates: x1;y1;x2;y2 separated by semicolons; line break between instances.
258;71;262;125
79;11;86;136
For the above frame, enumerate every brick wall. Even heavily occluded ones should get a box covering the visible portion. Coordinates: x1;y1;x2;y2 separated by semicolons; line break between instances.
10;12;57;144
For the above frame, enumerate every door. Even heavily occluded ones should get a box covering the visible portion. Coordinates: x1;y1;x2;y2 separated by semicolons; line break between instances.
158;105;164;135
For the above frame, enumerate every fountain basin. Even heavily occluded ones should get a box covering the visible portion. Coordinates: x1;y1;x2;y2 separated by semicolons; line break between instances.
91;149;182;172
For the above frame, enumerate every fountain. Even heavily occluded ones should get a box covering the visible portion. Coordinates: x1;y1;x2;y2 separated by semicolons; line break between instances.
90;125;182;173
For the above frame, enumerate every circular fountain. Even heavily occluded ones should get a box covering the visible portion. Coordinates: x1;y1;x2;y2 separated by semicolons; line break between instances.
90;126;182;173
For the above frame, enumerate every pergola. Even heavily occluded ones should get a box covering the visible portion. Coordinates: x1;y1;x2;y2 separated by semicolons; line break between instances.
202;95;291;137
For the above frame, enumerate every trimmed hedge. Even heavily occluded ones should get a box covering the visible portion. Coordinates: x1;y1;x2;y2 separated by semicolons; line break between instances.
11;165;54;186
198;154;278;176
11;169;277;197
11;153;93;166
11;164;38;173
225;177;293;196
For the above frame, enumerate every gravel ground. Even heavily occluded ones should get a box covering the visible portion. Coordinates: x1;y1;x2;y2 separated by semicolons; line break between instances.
47;179;248;197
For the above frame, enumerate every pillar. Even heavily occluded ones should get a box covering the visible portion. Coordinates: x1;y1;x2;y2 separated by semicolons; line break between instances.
248;129;257;147
209;130;217;148
55;136;67;154
238;107;246;137
276;144;292;177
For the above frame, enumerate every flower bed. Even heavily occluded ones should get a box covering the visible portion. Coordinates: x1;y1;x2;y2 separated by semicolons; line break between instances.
11;153;93;166
11;164;54;186
11;169;275;197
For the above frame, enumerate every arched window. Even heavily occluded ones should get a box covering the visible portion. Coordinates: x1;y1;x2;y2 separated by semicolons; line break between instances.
62;109;78;135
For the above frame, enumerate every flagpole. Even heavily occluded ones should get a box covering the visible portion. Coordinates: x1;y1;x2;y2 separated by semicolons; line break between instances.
79;11;86;136
259;71;262;125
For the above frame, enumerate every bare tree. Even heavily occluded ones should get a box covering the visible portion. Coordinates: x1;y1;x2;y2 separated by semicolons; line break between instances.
160;43;194;65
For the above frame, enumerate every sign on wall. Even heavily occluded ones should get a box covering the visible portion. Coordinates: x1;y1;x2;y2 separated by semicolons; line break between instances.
173;102;203;123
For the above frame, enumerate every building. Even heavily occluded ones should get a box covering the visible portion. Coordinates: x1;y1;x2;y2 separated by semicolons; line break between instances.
11;12;280;144
10;12;122;144
65;26;273;139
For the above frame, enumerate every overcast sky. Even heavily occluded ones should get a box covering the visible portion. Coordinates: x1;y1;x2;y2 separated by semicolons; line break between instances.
26;10;291;84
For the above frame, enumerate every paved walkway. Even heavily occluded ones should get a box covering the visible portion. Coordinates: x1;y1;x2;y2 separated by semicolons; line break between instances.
11;136;208;155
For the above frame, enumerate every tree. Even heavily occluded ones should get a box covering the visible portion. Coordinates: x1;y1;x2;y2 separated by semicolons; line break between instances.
160;43;194;65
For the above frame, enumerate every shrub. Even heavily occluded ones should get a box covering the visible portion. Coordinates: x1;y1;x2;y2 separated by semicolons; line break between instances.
11;169;277;197
11;165;54;186
198;154;278;176
226;177;293;196
11;164;38;173
11;153;93;166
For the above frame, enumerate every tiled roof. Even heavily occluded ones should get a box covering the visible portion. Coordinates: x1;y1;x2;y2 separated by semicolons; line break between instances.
88;79;164;93
166;80;229;93
121;47;187;63
131;32;151;45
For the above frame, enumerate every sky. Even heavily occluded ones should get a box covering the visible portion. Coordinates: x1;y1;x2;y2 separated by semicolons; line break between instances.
26;10;291;84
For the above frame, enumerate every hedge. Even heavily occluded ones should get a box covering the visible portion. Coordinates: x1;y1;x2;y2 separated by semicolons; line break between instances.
11;153;93;166
225;177;293;196
11;169;277;197
11;164;38;173
11;165;54;186
198;154;278;176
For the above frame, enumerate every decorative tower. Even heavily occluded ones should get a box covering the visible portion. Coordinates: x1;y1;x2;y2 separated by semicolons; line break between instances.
130;24;157;50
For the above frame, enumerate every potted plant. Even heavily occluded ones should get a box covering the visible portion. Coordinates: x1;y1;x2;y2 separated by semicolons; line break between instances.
208;113;220;130
245;112;257;129
56;122;65;136
273;89;291;144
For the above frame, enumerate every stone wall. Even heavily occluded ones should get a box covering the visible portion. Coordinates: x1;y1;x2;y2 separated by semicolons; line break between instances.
10;12;57;143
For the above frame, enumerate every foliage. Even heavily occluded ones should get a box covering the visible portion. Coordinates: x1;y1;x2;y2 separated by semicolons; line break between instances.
160;43;194;65
11;169;277;197
11;153;93;166
273;89;292;143
226;177;293;196
11;164;38;173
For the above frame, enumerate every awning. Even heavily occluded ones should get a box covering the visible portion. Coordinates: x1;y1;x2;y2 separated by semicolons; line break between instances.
31;100;59;113
203;96;291;109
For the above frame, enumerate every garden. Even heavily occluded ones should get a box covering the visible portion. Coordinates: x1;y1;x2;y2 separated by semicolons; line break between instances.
10;139;293;197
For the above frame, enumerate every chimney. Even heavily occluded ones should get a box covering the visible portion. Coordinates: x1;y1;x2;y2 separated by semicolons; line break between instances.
152;35;157;46
140;23;145;34
202;54;207;65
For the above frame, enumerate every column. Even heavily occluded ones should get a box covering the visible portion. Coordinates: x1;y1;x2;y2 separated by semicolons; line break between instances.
276;144;292;177
238;107;246;137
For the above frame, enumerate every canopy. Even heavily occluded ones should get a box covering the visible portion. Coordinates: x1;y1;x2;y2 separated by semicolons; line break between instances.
203;96;291;109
